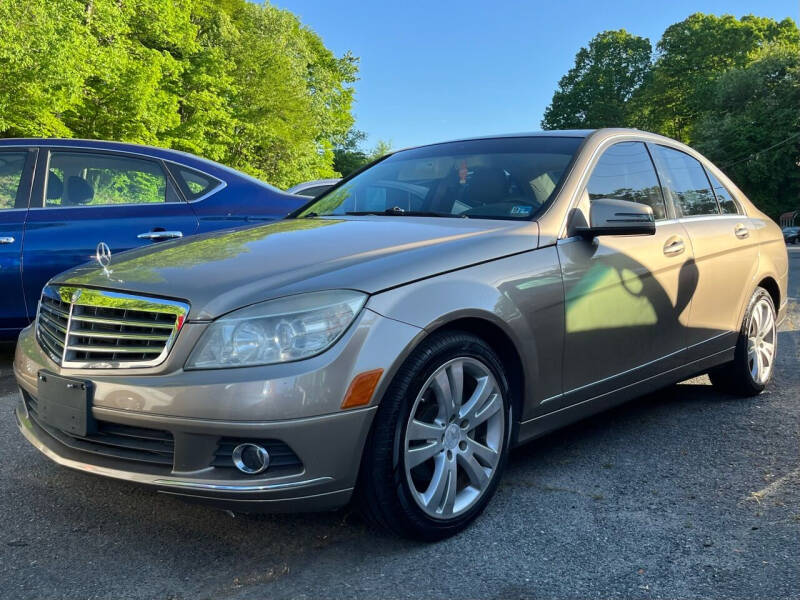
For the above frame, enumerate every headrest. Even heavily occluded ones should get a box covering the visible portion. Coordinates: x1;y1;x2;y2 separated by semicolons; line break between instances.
46;172;63;200
65;176;94;205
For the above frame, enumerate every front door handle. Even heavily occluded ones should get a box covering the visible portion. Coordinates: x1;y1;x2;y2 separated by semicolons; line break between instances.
734;224;750;239
663;236;685;257
137;230;183;241
0;236;14;245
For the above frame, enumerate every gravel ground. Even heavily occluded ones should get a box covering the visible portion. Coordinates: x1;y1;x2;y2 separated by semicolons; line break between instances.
0;249;798;600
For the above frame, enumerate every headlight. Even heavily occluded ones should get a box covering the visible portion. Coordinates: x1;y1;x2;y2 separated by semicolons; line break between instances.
186;290;367;369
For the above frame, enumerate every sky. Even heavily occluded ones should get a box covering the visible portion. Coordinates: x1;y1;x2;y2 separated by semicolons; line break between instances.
271;0;799;150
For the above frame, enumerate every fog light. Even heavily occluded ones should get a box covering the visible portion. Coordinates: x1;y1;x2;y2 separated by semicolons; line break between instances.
232;443;270;474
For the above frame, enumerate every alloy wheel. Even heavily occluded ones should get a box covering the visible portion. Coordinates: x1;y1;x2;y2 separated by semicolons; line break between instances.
403;357;505;519
747;296;776;385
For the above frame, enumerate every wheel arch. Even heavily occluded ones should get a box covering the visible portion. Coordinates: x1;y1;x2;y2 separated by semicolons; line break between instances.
757;275;780;310
419;314;528;438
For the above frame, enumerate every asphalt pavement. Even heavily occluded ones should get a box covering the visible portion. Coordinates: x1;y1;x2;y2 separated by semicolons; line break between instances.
1;249;798;600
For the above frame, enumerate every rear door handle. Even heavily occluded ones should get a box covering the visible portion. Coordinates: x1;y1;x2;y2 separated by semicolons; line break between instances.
663;236;685;257
0;236;14;244
734;224;750;239
137;231;183;240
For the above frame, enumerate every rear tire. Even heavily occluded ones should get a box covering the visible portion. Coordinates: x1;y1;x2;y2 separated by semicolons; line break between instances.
709;287;777;396
357;331;512;541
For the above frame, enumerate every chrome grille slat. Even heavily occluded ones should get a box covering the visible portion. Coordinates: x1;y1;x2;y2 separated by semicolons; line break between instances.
36;286;189;369
40;303;71;321
70;314;176;329
38;319;66;346
38;312;68;335
66;344;164;354
69;329;171;341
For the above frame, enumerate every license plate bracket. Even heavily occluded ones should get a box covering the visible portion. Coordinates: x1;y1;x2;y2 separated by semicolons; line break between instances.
36;371;95;437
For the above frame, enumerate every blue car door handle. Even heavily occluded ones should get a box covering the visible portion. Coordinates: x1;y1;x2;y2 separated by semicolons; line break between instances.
0;236;15;244
137;231;183;240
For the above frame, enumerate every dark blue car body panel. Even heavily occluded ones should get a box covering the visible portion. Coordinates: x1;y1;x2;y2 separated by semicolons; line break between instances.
0;139;302;341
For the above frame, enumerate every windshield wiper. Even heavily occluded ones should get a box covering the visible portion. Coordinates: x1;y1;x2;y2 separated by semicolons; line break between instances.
344;208;467;218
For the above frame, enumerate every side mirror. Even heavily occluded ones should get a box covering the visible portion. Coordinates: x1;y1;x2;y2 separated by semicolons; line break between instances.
576;198;655;238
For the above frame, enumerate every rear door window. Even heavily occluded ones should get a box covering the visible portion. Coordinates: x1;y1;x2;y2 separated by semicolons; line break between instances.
45;151;179;207
652;145;719;217
585;142;667;220
0;152;28;210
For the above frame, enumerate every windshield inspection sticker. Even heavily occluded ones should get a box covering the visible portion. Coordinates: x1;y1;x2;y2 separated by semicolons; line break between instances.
510;205;533;216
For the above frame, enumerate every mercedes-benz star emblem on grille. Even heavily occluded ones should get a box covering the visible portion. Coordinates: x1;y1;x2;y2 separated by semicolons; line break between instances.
96;242;112;269
71;289;82;303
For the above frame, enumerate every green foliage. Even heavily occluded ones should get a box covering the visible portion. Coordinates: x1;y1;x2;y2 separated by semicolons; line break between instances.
332;129;392;177
693;44;800;219
542;13;800;219
633;13;799;142
0;0;358;188
541;30;652;129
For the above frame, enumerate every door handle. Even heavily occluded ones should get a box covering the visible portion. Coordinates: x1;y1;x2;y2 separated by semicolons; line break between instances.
734;224;750;239
663;236;685;257
0;236;14;244
137;231;183;240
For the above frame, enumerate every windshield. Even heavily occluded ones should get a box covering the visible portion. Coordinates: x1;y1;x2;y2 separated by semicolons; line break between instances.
297;136;583;220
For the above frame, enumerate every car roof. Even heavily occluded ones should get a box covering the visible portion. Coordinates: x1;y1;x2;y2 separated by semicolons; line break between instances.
392;129;597;153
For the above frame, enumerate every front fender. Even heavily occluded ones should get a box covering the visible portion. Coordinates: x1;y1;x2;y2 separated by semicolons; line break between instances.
367;247;564;418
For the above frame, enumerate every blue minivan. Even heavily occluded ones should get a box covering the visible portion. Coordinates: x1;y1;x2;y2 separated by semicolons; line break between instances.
0;139;302;341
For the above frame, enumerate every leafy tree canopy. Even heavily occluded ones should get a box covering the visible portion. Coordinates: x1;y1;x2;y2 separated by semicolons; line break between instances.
542;13;800;220
0;0;358;188
541;30;652;130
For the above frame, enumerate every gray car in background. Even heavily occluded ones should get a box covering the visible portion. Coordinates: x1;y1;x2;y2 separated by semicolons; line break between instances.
13;128;788;540
286;178;341;198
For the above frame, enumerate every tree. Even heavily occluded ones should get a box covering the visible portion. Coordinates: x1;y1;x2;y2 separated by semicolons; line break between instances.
333;129;369;177
693;43;800;219
0;0;359;188
632;13;800;142
332;131;391;177
541;30;652;130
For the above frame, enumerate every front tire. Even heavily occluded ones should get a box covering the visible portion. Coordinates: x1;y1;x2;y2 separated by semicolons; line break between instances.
709;287;777;396
358;331;512;541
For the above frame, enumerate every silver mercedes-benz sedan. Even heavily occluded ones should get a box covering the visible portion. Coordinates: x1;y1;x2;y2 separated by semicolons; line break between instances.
13;129;788;540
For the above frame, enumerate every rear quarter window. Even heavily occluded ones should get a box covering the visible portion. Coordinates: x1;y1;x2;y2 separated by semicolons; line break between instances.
706;170;741;215
176;167;221;200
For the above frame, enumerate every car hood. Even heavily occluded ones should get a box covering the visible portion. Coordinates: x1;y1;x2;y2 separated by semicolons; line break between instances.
54;216;539;320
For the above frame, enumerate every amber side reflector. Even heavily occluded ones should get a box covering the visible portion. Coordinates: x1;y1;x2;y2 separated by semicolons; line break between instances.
341;369;384;409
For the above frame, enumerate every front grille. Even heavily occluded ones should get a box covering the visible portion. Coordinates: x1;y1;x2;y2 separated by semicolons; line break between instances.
25;392;175;468
36;285;189;368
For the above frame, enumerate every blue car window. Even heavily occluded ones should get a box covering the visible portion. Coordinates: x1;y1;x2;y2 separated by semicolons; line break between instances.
45;152;175;207
177;167;220;200
0;152;27;210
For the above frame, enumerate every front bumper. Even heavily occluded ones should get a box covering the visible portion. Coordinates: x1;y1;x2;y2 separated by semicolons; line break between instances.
12;308;424;511
14;395;374;511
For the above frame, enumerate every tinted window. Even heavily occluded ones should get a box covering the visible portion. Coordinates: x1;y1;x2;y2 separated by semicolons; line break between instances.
706;170;740;214
0;152;27;210
298;137;583;220
45;152;175;207
178;167;220;200
586;142;666;220
652;145;718;217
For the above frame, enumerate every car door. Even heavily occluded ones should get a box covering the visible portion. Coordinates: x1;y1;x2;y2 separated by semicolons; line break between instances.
0;148;36;339
554;141;697;410
22;148;198;305
649;144;759;358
